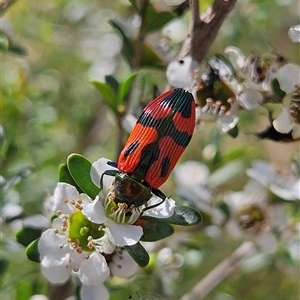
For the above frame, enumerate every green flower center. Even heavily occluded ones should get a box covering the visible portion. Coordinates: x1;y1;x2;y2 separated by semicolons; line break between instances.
69;210;104;252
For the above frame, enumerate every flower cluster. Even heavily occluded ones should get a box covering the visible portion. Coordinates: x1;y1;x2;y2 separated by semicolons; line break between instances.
37;157;177;300
166;49;300;138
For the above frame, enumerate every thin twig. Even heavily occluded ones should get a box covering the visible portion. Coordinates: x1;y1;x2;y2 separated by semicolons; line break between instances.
132;0;149;69
49;279;73;300
0;0;19;16
179;241;256;300
179;0;238;61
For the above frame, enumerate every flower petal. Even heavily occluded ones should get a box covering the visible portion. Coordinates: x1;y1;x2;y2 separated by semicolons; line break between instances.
38;230;71;284
224;46;246;70
288;24;300;43
38;229;69;262
237;88;263;110
82;196;107;224
80;283;109;300
53;183;79;214
109;249;138;278
90;158;117;190
292;124;300;139
166;56;199;89
270;182;299;201
106;219;143;246
216;114;239;133
78;252;110;285
277;63;300;93
41;259;71;284
143;197;175;218
174;161;210;187
273;108;293;133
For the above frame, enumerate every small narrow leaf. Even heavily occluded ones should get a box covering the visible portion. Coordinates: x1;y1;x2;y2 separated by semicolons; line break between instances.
227;125;239;138
67;154;100;198
128;0;140;13
144;5;176;34
26;238;41;263
15;228;42;247
89;80;118;114
140;43;164;68
105;75;119;94
59;164;84;193
137;217;174;241
125;242;150;267
118;72;138;105
208;159;245;188
8;43;27;56
0;257;9;276
164;206;202;226
0;33;9;51
109;19;134;68
271;78;286;100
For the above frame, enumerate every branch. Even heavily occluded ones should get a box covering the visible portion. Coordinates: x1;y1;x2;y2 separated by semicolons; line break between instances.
179;0;238;61
132;0;149;69
179;241;256;300
0;0;19;16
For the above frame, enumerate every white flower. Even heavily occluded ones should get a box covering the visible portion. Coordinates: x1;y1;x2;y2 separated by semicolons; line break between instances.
109;248;138;277
246;159;300;201
273;63;300;139
38;183;112;287
224;180;287;254
83;158;175;247
173;161;224;224
288;25;300;43
162;18;188;43
166;56;199;94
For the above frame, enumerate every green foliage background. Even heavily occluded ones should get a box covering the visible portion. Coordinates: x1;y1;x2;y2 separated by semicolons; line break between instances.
1;0;299;299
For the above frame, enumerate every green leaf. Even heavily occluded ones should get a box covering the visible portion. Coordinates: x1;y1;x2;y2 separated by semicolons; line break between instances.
105;75;119;94
144;5;176;34
208;159;245;188
164;206;202;226
59;164;84;193
16;280;32;300
271;78;286;100
140;43;164;68
0;33;9;52
89;80;118;115
227;125;239;138
26;238;41;263
8;43;27;56
15;227;43;247
125;242;150;267
138;217;174;241
0;257;9;276
67;153;100;198
118;72;138;104
109;19;134;68
128;0;140;13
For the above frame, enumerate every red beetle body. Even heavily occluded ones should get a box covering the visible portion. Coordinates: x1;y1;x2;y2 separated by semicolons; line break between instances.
118;88;195;189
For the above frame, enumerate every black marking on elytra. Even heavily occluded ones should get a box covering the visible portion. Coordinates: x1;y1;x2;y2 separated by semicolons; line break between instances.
137;113;192;148
124;141;139;157
133;141;160;179
161;156;170;177
159;88;194;118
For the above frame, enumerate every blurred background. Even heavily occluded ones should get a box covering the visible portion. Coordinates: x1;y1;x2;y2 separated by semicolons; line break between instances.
1;0;299;299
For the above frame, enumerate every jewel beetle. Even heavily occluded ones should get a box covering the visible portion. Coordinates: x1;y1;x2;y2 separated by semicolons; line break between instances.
102;88;196;208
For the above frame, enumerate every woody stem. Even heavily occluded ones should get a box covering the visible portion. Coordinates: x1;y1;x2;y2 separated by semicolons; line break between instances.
179;241;256;300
